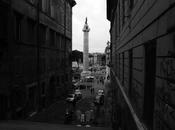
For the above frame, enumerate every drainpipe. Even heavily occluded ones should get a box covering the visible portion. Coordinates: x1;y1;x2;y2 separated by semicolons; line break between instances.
64;0;67;92
8;0;14;119
36;0;40;111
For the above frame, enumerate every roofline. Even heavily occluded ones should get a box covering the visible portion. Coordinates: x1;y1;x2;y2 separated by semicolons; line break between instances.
67;0;76;7
106;0;118;21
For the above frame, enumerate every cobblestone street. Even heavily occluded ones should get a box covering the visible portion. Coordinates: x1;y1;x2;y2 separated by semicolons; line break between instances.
75;78;111;127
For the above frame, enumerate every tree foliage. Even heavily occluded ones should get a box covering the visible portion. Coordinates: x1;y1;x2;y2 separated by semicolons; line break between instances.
72;50;83;63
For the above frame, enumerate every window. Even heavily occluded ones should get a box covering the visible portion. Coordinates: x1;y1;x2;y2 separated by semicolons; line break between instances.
56;33;61;49
129;0;134;9
28;86;36;111
61;75;64;83
0;52;3;61
40;58;46;73
28;19;36;43
143;41;156;129
39;24;46;44
122;0;125;27
61;36;65;49
66;39;71;52
41;0;47;12
66;74;68;81
119;53;121;80
57;76;60;86
29;0;35;4
49;29;55;46
0;6;8;38
41;83;45;95
129;0;138;10
122;52;124;85
129;49;133;98
50;4;55;18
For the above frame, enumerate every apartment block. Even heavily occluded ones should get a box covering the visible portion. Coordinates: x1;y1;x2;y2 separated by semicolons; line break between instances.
107;0;175;129
0;0;76;120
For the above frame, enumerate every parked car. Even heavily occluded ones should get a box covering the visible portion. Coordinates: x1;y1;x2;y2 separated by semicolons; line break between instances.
64;108;73;124
66;94;76;103
98;89;104;96
94;95;101;104
74;89;82;100
79;85;86;89
75;84;86;90
99;94;104;105
93;90;105;105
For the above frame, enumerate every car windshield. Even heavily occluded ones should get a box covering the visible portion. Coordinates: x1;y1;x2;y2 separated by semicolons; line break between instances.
67;94;74;98
75;89;81;93
98;90;103;92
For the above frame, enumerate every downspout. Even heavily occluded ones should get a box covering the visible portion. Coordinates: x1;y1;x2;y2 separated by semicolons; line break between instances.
64;0;67;92
8;0;14;119
36;0;40;111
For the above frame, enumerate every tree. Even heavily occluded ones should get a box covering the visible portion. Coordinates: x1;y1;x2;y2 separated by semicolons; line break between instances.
72;50;83;68
101;54;106;66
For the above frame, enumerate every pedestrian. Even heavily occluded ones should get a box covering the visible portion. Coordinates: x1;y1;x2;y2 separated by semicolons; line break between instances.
85;110;91;127
107;75;110;80
72;100;76;109
80;113;85;125
64;108;72;124
102;79;104;85
76;110;82;127
93;88;95;94
90;109;94;122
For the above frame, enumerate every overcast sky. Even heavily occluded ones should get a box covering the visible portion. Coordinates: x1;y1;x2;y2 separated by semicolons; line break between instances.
72;0;110;53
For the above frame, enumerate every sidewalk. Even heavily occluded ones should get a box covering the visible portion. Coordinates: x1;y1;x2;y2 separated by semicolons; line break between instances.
27;100;67;124
0;120;112;130
104;79;112;126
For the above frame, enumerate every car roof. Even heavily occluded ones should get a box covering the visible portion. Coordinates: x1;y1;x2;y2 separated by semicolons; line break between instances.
68;94;75;96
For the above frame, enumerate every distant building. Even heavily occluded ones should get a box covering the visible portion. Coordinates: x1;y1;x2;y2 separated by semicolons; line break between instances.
91;53;105;66
105;41;110;66
89;54;94;66
104;41;110;80
107;0;175;129
0;0;76;120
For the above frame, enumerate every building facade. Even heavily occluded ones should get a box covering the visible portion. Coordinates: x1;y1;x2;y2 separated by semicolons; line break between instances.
0;0;76;120
105;41;111;66
105;41;111;80
107;0;175;129
92;53;105;66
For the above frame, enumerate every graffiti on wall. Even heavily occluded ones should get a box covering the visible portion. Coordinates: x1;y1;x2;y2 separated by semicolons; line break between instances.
131;79;143;118
160;51;175;106
156;51;175;129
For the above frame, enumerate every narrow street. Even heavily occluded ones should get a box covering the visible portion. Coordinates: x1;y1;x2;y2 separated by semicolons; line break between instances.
76;78;108;127
16;75;112;130
0;77;112;130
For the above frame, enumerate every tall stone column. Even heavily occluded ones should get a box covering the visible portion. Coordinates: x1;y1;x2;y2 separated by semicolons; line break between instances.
82;17;90;71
